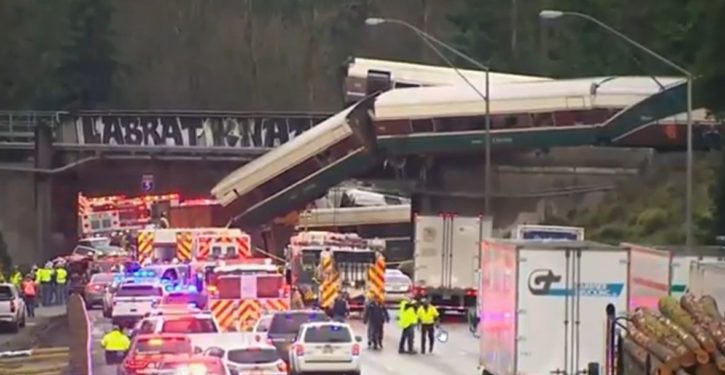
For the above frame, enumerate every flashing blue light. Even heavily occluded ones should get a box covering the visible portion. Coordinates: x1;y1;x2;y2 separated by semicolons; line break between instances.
164;284;198;293
132;270;157;278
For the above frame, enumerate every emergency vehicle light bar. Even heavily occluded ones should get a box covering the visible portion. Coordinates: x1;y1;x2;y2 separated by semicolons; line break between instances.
132;270;157;278
164;284;198;293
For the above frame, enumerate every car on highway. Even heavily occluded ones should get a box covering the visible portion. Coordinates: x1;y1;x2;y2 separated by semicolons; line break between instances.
103;274;128;318
0;283;25;333
205;343;287;375
384;270;413;304
160;287;208;310
153;354;230;375
134;310;240;351
118;333;193;375
288;321;362;375
249;314;273;341
83;272;117;308
266;310;330;360
111;282;165;327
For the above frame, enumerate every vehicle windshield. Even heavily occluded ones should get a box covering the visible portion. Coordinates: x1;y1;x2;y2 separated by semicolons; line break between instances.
303;325;352;343
521;230;578;241
134;337;192;355
385;275;410;284
227;348;280;364
116;285;163;297
0;286;14;301
269;312;329;335
80;238;111;247
90;273;116;284
255;316;272;332
161;317;218;334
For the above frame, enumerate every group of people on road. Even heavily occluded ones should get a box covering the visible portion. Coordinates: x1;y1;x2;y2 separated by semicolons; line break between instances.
2;260;70;318
398;297;440;355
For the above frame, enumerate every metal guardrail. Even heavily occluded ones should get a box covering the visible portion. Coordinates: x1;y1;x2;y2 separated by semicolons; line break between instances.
0;111;59;144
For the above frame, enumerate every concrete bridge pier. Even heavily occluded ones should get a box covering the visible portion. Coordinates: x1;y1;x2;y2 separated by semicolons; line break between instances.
0;121;70;267
34;122;54;264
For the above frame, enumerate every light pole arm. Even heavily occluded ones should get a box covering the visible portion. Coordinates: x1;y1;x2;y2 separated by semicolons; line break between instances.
564;12;691;77
376;19;490;73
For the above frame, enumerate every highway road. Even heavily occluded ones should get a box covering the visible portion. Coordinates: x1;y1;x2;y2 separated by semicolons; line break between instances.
89;308;479;375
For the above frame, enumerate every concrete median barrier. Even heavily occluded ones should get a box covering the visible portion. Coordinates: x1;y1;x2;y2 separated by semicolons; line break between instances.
66;294;90;375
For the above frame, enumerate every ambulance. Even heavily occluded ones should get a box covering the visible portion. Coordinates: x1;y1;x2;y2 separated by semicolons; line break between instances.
205;259;290;332
136;228;252;264
287;231;386;311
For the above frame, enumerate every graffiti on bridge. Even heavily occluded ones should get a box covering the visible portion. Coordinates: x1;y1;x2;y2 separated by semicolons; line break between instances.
74;113;330;148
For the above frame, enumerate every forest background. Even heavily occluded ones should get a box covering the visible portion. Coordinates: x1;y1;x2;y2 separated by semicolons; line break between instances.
2;0;725;246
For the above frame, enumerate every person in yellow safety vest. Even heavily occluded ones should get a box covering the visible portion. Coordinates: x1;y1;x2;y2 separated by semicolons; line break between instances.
55;265;68;305
37;264;53;306
397;298;418;354
9;267;22;287
101;325;131;364
416;298;440;354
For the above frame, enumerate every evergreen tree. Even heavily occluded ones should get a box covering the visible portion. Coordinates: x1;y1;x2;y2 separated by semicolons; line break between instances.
43;0;117;109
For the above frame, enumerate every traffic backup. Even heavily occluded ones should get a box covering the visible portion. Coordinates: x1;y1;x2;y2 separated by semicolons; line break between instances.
93;226;374;374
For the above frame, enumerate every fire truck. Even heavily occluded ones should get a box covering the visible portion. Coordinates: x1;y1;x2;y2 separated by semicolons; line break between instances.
77;193;180;237
204;259;289;332
287;231;386;311
136;228;252;264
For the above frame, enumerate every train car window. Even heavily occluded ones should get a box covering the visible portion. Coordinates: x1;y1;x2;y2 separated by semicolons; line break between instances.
394;82;421;89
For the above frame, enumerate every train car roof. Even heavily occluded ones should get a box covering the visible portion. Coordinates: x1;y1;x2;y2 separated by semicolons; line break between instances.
373;76;685;120
346;57;552;85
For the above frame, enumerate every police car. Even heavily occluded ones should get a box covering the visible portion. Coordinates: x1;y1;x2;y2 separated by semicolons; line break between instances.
141;264;194;286
160;284;208;310
204;343;287;375
111;281;166;327
118;334;193;375
288;321;362;375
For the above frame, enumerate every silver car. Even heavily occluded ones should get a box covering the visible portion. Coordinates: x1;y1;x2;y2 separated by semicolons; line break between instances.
0;284;26;333
84;272;117;308
384;270;412;304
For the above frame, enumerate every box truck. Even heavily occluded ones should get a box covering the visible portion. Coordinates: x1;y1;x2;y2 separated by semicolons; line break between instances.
477;240;671;375
661;246;725;298
413;214;493;312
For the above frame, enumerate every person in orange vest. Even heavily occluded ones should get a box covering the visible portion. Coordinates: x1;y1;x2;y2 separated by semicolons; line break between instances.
21;275;37;318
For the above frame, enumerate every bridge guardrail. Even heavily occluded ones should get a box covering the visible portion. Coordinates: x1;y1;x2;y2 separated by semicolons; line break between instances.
0;111;60;144
1;110;334;152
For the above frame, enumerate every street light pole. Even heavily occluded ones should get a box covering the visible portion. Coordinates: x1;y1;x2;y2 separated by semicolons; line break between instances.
540;10;694;249
365;17;493;215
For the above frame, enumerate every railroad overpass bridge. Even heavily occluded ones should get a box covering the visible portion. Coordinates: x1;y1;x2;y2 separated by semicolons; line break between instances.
0;110;332;265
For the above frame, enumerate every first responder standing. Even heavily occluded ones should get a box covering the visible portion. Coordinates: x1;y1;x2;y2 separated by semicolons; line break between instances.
363;293;389;350
37;263;53;306
291;286;305;309
101;325;131;364
159;212;170;228
417;298;440;354
21;275;37;318
398;298;418;354
9;267;22;288
55;263;68;305
330;292;349;322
